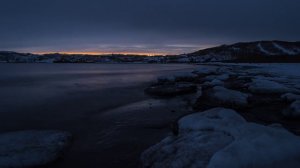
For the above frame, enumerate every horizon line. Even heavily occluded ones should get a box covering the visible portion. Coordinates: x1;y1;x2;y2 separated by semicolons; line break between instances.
31;51;170;56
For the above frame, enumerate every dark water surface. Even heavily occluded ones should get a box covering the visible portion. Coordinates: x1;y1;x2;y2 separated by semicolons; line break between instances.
0;63;196;168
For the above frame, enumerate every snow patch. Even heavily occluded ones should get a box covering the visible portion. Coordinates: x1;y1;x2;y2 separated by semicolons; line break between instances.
257;43;276;55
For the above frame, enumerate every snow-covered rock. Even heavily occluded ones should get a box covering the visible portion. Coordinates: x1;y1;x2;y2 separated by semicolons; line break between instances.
208;123;300;168
178;108;246;132
283;100;300;118
0;130;72;168
281;93;300;102
208;86;249;106
141;108;300;168
248;78;295;94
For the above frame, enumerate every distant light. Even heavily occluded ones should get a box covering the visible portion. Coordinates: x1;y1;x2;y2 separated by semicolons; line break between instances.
32;51;167;56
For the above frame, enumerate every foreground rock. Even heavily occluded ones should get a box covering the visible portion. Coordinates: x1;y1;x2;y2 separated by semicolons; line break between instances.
141;108;300;168
0;130;72;168
145;83;198;97
207;86;249;107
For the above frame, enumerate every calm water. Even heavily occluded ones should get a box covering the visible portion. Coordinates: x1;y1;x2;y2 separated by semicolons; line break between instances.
0;63;194;112
0;63;195;168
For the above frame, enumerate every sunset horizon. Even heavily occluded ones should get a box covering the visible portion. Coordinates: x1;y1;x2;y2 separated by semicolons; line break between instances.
1;1;300;168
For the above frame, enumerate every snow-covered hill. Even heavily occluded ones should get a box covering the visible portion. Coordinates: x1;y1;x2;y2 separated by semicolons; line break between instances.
188;41;300;62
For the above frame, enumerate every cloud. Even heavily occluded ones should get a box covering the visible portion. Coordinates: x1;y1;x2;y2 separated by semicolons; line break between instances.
0;0;299;54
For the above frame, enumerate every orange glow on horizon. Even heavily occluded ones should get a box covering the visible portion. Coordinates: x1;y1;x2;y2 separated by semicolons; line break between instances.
33;51;168;56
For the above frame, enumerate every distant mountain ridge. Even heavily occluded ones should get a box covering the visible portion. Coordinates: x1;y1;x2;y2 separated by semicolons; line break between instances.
187;41;300;62
1;40;300;63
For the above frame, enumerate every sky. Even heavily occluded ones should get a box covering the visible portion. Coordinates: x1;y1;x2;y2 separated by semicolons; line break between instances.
0;0;300;55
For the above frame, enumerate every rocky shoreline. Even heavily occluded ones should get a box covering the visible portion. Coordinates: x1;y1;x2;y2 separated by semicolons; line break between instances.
142;63;300;167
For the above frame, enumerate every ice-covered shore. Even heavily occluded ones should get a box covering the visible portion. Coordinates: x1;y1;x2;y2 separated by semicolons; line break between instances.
141;108;300;168
142;63;300;168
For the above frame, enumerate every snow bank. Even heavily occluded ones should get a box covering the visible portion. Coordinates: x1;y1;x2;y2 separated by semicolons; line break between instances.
208;86;249;106
141;108;300;168
0;130;72;168
283;100;300;118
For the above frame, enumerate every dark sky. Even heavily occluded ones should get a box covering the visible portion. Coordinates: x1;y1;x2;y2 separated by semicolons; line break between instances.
1;0;300;55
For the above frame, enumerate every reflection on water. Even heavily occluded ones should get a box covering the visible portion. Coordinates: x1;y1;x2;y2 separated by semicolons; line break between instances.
0;63;194;111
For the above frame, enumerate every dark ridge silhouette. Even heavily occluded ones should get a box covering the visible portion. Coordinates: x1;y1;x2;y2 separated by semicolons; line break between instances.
1;41;300;63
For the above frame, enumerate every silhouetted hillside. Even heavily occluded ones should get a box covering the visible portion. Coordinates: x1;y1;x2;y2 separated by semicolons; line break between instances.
187;41;300;62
